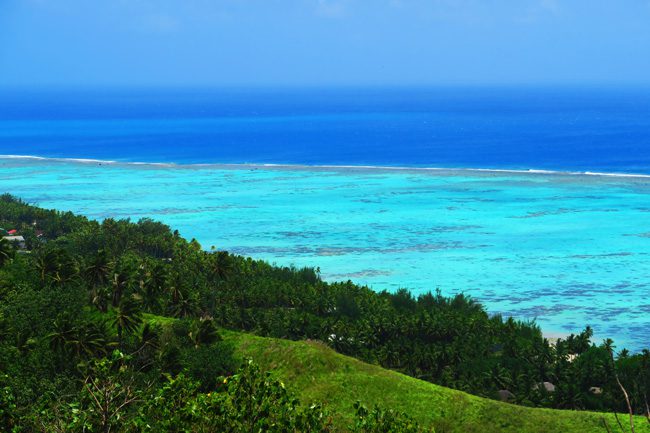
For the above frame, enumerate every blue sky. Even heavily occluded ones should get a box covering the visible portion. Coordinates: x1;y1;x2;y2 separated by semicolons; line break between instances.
2;0;650;87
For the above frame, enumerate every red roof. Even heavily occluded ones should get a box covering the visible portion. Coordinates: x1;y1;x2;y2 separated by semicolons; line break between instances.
7;229;17;235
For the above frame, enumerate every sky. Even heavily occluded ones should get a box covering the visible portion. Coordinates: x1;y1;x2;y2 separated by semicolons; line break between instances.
1;0;650;87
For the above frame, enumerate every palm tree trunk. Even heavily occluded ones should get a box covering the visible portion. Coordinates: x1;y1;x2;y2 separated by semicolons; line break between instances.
608;346;635;433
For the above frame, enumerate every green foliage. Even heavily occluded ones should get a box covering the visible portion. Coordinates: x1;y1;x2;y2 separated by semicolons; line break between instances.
1;194;650;433
74;351;143;433
188;316;220;348
210;360;331;432
113;296;143;345
180;340;237;391
0;374;18;433
34;245;79;285
85;359;332;432
0;238;15;268
225;330;650;433
352;401;431;433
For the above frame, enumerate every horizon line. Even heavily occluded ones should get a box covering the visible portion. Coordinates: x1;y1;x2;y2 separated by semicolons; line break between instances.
3;82;650;92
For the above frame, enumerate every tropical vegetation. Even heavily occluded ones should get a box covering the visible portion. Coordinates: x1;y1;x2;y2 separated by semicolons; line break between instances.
1;194;649;431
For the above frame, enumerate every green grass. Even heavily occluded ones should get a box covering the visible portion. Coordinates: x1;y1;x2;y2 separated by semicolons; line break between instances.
221;329;650;433
141;314;648;432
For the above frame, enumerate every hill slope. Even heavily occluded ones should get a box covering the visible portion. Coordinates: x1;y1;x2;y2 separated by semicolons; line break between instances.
221;330;649;433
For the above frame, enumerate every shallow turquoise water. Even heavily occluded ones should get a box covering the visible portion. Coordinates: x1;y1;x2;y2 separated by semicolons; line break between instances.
2;157;650;349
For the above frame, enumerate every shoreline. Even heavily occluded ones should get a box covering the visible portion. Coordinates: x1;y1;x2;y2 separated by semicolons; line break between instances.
3;154;650;180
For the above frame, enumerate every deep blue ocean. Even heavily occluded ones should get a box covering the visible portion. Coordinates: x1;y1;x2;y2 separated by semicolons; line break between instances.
2;87;650;348
2;87;650;173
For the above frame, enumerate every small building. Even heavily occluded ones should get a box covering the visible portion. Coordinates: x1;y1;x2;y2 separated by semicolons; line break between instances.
3;235;26;250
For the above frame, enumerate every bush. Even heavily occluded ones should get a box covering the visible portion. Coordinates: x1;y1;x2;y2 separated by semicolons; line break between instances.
180;340;237;391
352;401;432;433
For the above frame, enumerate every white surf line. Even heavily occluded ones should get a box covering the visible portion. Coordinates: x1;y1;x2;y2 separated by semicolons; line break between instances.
2;154;650;179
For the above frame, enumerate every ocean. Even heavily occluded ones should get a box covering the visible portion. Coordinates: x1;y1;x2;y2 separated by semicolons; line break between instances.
2;86;650;173
1;87;649;349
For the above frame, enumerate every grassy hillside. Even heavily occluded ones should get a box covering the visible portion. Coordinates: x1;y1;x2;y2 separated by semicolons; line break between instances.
219;329;649;433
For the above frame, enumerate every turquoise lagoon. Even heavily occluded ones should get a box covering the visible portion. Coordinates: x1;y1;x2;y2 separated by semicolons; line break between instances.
2;157;650;349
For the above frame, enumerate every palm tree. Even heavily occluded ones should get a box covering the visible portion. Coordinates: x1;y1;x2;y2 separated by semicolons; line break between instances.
0;238;15;267
136;261;165;312
111;269;135;308
91;285;111;313
166;270;184;306
149;262;168;294
48;316;75;353
67;321;114;358
136;323;159;353
113;297;143;348
210;251;233;282
14;331;37;355
84;249;111;289
86;320;116;356
34;248;59;282
604;339;636;433
34;247;78;285
188;317;220;348
131;322;160;371
172;295;197;318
